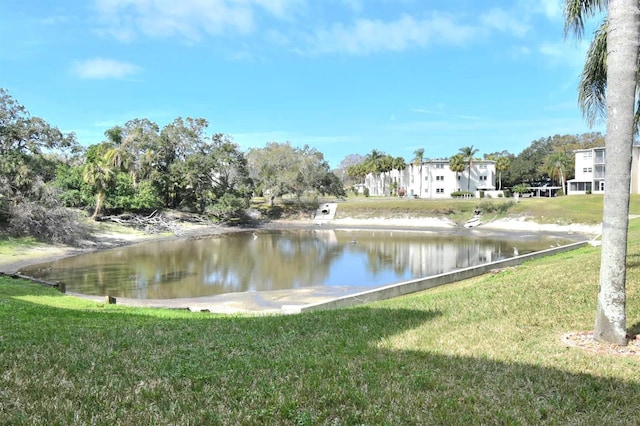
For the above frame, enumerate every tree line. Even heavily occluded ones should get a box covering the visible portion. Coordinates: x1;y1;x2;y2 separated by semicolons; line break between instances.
336;134;605;195
0;88;344;243
0;86;608;243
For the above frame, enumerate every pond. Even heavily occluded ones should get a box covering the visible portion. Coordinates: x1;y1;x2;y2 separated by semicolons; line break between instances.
18;229;575;300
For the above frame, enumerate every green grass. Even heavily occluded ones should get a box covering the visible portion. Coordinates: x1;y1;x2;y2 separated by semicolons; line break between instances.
2;213;640;423
0;236;39;253
333;193;640;225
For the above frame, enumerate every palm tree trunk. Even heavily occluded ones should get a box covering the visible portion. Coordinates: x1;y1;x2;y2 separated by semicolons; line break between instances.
594;0;639;346
92;190;105;220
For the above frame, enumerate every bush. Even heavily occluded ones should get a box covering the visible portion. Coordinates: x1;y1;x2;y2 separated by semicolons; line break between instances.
364;187;370;197
451;191;473;198
3;180;91;246
476;200;515;214
8;201;90;245
207;193;250;223
512;183;530;194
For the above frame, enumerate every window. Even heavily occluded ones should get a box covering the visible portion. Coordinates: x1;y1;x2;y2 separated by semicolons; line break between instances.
457;175;461;180
583;151;593;159
479;164;487;169
435;163;444;169
479;176;487;181
436;175;444;181
436;188;444;193
583;167;593;173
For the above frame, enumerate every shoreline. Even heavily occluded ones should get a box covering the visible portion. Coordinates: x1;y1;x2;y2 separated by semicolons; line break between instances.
0;216;600;275
0;217;601;313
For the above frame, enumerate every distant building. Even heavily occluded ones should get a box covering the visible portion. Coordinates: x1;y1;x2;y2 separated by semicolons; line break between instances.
567;145;640;195
364;159;497;198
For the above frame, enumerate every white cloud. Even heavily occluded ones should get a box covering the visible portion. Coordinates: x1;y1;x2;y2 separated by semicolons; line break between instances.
518;0;564;21
540;0;563;20
94;0;301;42
301;13;479;55
480;8;530;37
71;57;141;79
539;40;589;68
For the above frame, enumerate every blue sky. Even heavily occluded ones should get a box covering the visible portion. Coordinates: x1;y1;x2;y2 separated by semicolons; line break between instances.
0;0;603;168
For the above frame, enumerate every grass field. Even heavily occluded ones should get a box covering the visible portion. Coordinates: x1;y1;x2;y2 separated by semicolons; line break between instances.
334;193;640;225
1;197;640;424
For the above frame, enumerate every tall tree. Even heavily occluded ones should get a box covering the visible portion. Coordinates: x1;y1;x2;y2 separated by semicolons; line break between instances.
449;154;466;190
412;148;425;197
83;143;115;220
543;152;569;194
363;149;385;195
495;156;510;191
566;0;639;345
247;142;342;204
335;153;365;187
391;156;407;196
458;145;479;192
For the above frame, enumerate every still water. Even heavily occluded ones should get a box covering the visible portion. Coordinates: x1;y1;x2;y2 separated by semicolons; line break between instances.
19;229;572;299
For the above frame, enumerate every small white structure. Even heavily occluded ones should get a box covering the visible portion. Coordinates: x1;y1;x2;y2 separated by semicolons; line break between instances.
313;203;338;224
567;145;640;195
364;159;497;199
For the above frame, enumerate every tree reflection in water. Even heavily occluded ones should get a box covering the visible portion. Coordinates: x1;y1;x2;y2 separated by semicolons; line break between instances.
19;230;571;299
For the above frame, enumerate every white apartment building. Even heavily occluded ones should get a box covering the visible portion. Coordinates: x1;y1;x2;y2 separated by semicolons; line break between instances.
364;159;497;198
567;145;640;195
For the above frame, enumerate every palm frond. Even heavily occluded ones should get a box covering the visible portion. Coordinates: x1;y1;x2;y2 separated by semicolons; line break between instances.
564;0;607;39
578;19;608;127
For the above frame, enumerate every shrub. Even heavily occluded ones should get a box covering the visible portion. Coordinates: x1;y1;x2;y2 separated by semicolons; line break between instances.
3;180;91;246
8;200;90;246
451;191;473;198
364;187;370;197
208;193;250;223
512;183;530;194
476;200;515;214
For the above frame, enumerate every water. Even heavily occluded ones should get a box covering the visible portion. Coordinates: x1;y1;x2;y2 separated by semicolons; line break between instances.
19;229;573;299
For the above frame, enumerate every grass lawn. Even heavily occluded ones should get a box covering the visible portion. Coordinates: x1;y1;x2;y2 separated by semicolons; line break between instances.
1;201;640;424
331;193;640;225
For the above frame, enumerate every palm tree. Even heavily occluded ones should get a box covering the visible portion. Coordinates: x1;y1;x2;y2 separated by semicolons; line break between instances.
412;148;425;197
458;145;479;192
83;159;114;220
495;156;510;191
543;152;569;195
364;149;385;195
449;154;466;190
565;0;639;345
392;156;407;196
378;155;395;196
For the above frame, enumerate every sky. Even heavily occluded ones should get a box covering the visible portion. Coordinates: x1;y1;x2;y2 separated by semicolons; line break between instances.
0;0;605;168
